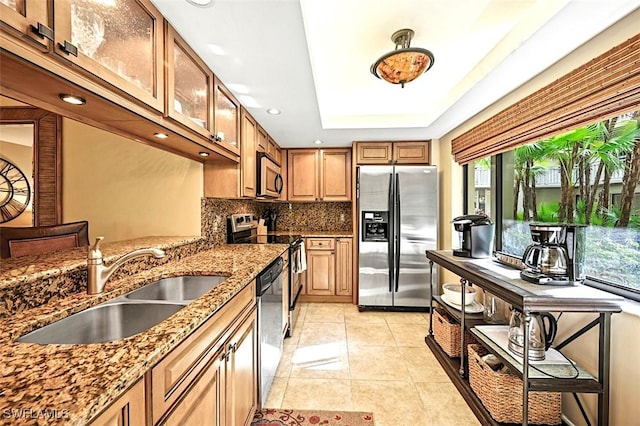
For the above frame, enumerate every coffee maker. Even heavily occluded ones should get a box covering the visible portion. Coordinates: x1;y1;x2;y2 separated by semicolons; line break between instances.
520;223;586;285
452;215;495;258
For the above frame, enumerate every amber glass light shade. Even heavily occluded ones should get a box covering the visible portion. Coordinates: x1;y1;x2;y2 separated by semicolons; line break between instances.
371;29;434;88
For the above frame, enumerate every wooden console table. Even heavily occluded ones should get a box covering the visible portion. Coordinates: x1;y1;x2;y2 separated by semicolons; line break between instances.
425;250;623;426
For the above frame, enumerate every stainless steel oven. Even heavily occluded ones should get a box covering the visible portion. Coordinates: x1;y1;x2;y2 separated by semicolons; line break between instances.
227;214;305;338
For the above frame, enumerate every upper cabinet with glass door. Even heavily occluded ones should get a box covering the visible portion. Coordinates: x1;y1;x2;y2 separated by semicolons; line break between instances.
213;78;240;156
165;24;214;140
0;0;52;50
52;0;164;111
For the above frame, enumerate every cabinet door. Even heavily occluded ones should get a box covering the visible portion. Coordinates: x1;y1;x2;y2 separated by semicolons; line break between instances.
393;141;430;164
240;108;257;198
267;136;279;163
53;0;165;111
356;142;393;164
226;308;258;426
306;248;336;296
320;149;351;201
89;379;145;426
257;126;267;153
0;0;51;50
288;149;318;201
161;349;225;426
165;23;214;137
213;77;241;156
336;238;353;296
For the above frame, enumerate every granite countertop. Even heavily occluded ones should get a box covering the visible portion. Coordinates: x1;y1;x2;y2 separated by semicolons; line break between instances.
0;242;288;425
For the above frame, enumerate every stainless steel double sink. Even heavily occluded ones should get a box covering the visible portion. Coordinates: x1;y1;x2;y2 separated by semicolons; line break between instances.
17;275;227;345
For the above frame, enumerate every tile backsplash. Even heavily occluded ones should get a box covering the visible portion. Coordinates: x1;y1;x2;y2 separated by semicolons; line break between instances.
201;198;352;244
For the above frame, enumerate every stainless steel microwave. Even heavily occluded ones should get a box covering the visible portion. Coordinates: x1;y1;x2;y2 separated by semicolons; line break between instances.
257;152;283;198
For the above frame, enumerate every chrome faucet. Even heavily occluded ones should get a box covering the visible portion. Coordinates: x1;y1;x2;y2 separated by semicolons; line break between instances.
87;237;166;294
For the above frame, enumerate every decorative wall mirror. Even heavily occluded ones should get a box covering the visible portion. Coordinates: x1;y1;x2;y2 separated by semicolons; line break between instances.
0;100;62;227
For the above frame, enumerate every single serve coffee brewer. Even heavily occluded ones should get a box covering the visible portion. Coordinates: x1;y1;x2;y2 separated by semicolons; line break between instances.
452;214;495;258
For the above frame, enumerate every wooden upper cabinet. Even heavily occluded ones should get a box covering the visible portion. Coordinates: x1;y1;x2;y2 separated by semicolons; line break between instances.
356;142;393;164
240;108;257;198
288;148;351;201
355;141;430;164
267;136;279;163
165;23;214;138
393;141;430;164
288;149;318;201
213;77;240;156
257;126;267;153
321;149;351;201
52;0;165;111
0;0;51;50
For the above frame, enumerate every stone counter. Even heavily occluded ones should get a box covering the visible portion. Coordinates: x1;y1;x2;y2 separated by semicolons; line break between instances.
0;243;288;425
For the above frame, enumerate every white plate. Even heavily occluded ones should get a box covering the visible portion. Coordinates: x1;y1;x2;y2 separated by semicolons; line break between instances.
440;294;484;314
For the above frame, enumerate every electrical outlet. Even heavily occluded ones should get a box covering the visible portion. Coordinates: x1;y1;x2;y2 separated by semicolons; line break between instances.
340;213;345;222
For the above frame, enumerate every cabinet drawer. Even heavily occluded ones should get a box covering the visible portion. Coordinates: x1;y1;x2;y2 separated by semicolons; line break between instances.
306;238;335;250
151;281;256;424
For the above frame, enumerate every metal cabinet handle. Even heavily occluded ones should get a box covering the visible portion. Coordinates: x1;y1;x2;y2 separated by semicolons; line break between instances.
30;23;53;41
58;41;78;57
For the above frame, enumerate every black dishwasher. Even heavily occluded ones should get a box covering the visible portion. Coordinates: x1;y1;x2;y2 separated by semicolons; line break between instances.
256;256;284;407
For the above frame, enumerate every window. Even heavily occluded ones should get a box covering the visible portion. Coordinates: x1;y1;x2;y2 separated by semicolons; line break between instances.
469;111;640;299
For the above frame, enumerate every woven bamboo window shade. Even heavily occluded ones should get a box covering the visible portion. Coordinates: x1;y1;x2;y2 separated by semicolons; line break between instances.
451;33;640;165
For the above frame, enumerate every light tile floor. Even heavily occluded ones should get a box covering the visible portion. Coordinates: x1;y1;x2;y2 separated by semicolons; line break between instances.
265;303;480;426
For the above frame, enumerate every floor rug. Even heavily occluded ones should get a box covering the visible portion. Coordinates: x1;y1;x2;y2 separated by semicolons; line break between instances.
252;408;375;425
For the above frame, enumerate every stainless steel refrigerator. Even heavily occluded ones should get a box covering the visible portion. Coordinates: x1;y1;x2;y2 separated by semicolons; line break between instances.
357;165;438;309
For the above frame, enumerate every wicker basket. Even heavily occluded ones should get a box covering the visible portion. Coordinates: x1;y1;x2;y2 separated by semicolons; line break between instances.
468;344;562;425
432;308;475;357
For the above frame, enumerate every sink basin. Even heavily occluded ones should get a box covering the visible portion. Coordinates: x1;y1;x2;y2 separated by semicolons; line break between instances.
124;275;227;302
17;302;184;345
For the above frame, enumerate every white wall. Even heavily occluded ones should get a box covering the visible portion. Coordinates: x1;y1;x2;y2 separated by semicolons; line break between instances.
436;9;640;426
62;118;202;242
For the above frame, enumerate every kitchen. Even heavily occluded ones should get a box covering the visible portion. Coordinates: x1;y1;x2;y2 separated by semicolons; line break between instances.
1;1;640;425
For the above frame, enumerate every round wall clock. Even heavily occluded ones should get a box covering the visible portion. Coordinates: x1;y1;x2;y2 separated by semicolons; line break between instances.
0;157;31;223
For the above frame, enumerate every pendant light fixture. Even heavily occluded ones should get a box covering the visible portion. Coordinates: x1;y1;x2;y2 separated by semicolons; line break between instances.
370;29;434;88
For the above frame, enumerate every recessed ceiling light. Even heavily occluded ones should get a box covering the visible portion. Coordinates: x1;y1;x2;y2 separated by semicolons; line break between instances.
186;0;213;7
313;140;323;145
59;94;86;105
154;132;169;139
266;108;281;115
199;151;210;157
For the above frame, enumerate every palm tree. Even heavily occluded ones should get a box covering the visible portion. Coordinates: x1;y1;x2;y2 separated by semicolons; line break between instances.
617;112;640;227
513;144;545;220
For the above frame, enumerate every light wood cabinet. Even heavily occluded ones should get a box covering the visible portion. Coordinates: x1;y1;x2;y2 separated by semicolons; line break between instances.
304;237;353;299
240;108;257;198
225;308;258;426
306;248;336;296
355;141;430;164
160;352;225;426
288;149;351;201
52;0;165;112
336;238;353;296
89;380;145;426
0;0;51;50
213;77;241;156
257;126;268;153
151;281;256;424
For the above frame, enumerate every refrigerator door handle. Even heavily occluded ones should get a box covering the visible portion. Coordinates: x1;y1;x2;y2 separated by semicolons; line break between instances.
395;173;400;292
388;173;394;293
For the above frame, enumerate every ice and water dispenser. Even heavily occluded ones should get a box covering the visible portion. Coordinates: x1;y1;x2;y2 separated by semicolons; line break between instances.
361;211;389;242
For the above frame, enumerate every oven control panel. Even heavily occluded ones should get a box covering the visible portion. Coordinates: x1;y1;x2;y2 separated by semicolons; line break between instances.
228;213;258;233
